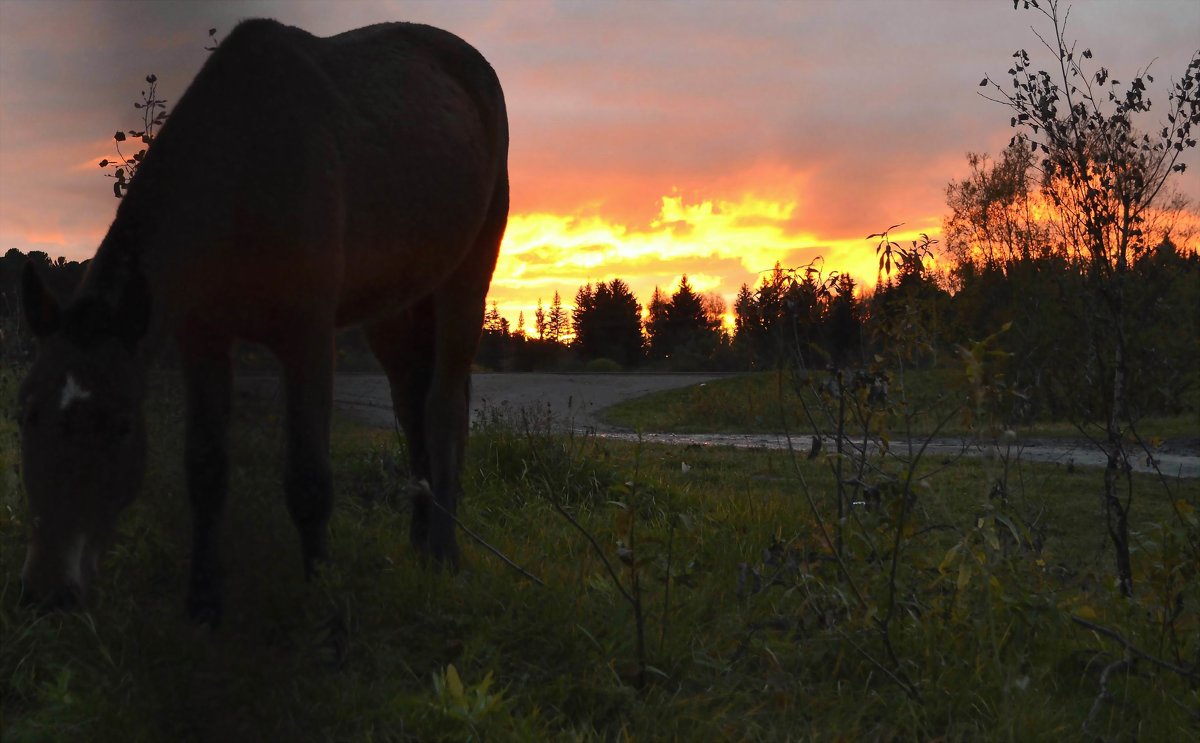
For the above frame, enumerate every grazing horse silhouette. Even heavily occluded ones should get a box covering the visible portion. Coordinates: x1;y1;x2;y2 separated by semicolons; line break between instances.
18;19;508;624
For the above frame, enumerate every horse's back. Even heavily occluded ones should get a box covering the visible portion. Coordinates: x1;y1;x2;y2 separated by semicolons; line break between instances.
120;19;508;335
211;18;507;228
317;22;509;305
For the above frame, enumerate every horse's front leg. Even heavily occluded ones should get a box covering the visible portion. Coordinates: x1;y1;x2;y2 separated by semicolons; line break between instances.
278;329;335;579
179;332;233;627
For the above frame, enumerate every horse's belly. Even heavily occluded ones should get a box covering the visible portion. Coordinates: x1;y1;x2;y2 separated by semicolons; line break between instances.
333;172;493;324
334;237;469;326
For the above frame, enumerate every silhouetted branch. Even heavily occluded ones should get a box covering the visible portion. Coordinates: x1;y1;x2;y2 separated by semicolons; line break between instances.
1070;615;1199;681
413;480;545;587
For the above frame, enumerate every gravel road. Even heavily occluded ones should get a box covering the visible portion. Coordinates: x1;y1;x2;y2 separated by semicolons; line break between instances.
236;372;729;431
332;372;729;430
236;372;1199;478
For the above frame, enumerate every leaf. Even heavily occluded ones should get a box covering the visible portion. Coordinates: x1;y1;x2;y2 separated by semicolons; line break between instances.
114;131;126;142
994;514;1023;546
984;524;1001;551
444;664;465;704
938;543;961;573
957;560;973;591
979;78;988;87
98;159;108;167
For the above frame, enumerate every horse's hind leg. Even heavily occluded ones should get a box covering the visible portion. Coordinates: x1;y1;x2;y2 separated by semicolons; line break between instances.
363;303;435;548
363;284;488;568
422;293;479;568
423;187;507;566
276;327;336;579
178;328;234;626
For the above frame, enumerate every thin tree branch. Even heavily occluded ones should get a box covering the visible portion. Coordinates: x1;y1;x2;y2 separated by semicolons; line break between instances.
834;628;920;700
1082;653;1132;739
1070;615;1200;681
417;482;546;587
522;422;638;607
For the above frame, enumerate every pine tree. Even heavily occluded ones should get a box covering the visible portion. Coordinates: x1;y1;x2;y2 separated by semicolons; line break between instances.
572;283;595;351
546;291;568;344
645;286;670;359
534;299;546;340
572;278;644;366
483;301;505;335
665;275;712;355
477;300;508;370
825;273;861;366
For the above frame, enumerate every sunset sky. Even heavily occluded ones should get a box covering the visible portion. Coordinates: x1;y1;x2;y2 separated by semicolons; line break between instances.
1;0;1197;330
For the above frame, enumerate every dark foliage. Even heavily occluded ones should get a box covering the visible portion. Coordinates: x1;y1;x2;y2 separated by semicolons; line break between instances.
1;249;88;359
733;263;866;372
645;275;727;369
572;279;644;368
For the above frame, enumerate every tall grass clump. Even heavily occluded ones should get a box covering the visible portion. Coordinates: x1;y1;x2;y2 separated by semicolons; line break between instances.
722;221;1200;739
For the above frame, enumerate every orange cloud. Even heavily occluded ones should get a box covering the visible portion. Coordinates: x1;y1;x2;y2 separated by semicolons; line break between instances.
17;230;68;247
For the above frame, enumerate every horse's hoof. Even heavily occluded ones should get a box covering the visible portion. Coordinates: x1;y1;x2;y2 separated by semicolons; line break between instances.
302;532;331;582
318;608;350;668
416;539;460;572
186;571;223;628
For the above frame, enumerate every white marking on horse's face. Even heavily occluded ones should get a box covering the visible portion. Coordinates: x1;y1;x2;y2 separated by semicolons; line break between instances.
58;374;93;411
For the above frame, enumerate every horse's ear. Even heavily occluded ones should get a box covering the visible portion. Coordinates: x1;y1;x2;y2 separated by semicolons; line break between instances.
21;263;60;338
115;269;152;349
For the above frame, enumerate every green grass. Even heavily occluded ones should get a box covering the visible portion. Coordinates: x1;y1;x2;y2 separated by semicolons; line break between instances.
600;370;1200;442
2;368;1198;740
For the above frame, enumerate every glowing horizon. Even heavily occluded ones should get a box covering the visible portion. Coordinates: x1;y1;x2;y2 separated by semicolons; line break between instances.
487;192;940;334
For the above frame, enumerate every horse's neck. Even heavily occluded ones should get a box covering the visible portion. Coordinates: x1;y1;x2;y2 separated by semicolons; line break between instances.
83;228;171;364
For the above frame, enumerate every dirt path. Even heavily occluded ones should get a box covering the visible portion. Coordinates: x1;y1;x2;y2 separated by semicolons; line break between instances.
236;372;1199;479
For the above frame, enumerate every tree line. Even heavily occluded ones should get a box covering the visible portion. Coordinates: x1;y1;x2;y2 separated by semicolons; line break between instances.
5;221;1195;421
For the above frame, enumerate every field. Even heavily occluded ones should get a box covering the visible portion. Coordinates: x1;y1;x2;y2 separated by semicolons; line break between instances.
2;369;1198;741
601;370;1200;443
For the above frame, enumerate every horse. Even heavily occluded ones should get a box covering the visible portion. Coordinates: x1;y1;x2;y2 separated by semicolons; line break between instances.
17;18;509;625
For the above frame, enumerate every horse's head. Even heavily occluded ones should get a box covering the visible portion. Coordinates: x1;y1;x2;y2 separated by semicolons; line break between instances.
17;263;151;608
